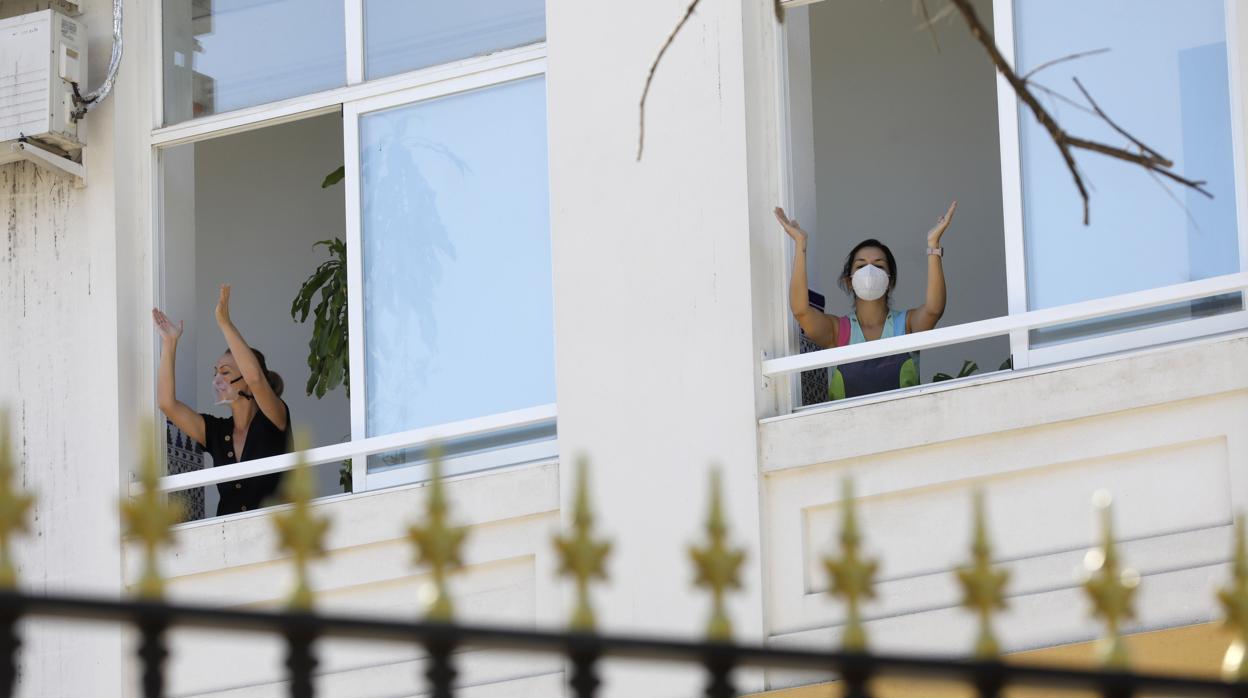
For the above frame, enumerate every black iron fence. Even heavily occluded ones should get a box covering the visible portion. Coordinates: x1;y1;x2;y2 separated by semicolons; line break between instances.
2;588;1247;698
5;415;1248;697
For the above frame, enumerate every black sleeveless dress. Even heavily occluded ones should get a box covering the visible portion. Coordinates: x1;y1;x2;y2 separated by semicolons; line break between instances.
197;401;291;516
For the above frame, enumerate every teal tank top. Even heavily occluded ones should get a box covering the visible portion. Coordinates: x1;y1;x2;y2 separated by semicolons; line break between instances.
829;310;920;400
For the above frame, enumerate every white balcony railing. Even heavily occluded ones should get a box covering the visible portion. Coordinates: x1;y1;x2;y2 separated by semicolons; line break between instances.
145;403;558;496
762;272;1248;379
148;275;1248;498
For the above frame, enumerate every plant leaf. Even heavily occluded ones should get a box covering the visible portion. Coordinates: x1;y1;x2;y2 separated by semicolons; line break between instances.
321;166;345;189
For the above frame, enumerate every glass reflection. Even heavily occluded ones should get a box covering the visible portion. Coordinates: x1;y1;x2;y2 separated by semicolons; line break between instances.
359;77;554;441
163;0;346;124
365;0;545;80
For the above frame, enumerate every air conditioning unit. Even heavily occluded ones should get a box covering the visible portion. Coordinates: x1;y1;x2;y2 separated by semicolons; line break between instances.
0;9;88;153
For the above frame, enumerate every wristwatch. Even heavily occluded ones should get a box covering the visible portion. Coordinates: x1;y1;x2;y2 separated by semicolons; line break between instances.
927;246;943;257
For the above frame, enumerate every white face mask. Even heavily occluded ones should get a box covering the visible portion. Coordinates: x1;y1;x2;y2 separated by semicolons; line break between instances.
851;264;890;301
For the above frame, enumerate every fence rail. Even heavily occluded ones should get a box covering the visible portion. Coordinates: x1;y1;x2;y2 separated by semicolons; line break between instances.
2;589;1245;698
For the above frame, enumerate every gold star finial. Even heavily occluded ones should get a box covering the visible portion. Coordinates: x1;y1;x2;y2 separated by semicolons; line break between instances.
121;422;183;600
956;490;1009;659
688;468;746;641
407;448;467;622
0;410;34;589
553;457;612;631
273;433;329;610
822;479;878;652
1083;491;1138;669
1219;513;1248;680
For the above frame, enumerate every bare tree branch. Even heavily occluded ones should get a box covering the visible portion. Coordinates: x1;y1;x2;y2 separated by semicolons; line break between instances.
1029;82;1100;117
945;0;1208;224
1034;76;1205;190
1147;169;1203;232
914;0;942;53
1021;47;1110;82
1069;77;1170;165
636;0;1213;224
638;0;703;162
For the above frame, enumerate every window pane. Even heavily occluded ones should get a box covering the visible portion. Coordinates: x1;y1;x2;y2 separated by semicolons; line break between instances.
163;0;346;124
364;0;545;80
1015;0;1241;344
158;114;350;511
360;77;554;443
782;0;1011;402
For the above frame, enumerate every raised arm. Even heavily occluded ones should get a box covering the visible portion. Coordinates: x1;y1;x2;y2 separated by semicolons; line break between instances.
775;207;839;348
908;200;956;334
152;308;206;445
214;285;289;431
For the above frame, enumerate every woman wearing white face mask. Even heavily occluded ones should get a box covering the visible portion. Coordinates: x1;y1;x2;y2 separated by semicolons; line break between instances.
774;201;956;399
152;284;292;516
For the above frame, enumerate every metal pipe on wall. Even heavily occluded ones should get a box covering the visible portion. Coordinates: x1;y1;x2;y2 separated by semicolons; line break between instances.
71;0;122;121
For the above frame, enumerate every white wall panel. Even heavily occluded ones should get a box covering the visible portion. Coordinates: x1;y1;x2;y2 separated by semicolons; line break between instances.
127;462;561;697
762;336;1248;666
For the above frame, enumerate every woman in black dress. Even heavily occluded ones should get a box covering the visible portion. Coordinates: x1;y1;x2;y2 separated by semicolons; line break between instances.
152;284;291;516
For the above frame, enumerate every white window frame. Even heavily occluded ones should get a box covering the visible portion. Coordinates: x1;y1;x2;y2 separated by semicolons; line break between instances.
342;57;551;493
772;0;1248;407
993;0;1248;367
148;1;556;499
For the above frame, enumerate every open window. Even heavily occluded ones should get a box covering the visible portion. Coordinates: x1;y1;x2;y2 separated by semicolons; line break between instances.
160;114;351;518
154;1;554;518
783;0;1011;405
774;0;1248;409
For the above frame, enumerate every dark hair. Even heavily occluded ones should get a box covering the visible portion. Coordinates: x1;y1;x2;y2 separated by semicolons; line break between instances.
837;238;898;306
225;347;285;397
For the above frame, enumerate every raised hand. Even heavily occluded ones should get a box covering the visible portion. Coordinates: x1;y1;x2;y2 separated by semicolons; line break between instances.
774;206;808;249
152;308;184;344
927;200;958;247
215;284;233;326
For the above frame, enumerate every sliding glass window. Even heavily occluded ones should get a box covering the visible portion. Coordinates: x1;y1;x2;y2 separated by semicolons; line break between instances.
162;0;347;124
1015;0;1243;347
775;0;1247;408
364;0;546;80
359;77;555;439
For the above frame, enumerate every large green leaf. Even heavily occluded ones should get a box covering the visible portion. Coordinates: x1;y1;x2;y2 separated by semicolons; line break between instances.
292;236;351;398
321;166;345;189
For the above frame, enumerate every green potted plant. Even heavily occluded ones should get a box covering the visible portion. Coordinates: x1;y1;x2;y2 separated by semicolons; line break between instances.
291;166;351;491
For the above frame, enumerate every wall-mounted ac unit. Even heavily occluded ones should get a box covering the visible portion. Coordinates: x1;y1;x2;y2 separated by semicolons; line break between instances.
0;9;88;153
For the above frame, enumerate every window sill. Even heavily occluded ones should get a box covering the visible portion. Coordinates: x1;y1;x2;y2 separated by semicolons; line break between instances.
136;458;559;586
759;329;1248;473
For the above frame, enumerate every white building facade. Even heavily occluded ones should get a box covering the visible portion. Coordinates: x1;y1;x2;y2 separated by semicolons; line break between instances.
1;0;1247;695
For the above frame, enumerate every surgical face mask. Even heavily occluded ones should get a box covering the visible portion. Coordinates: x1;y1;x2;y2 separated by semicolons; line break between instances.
213;374;246;405
851;264;890;301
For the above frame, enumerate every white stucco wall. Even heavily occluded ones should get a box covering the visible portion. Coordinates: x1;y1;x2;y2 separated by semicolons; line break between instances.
131;462;563;697
759;334;1248;689
0;0;153;695
545;0;785;694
